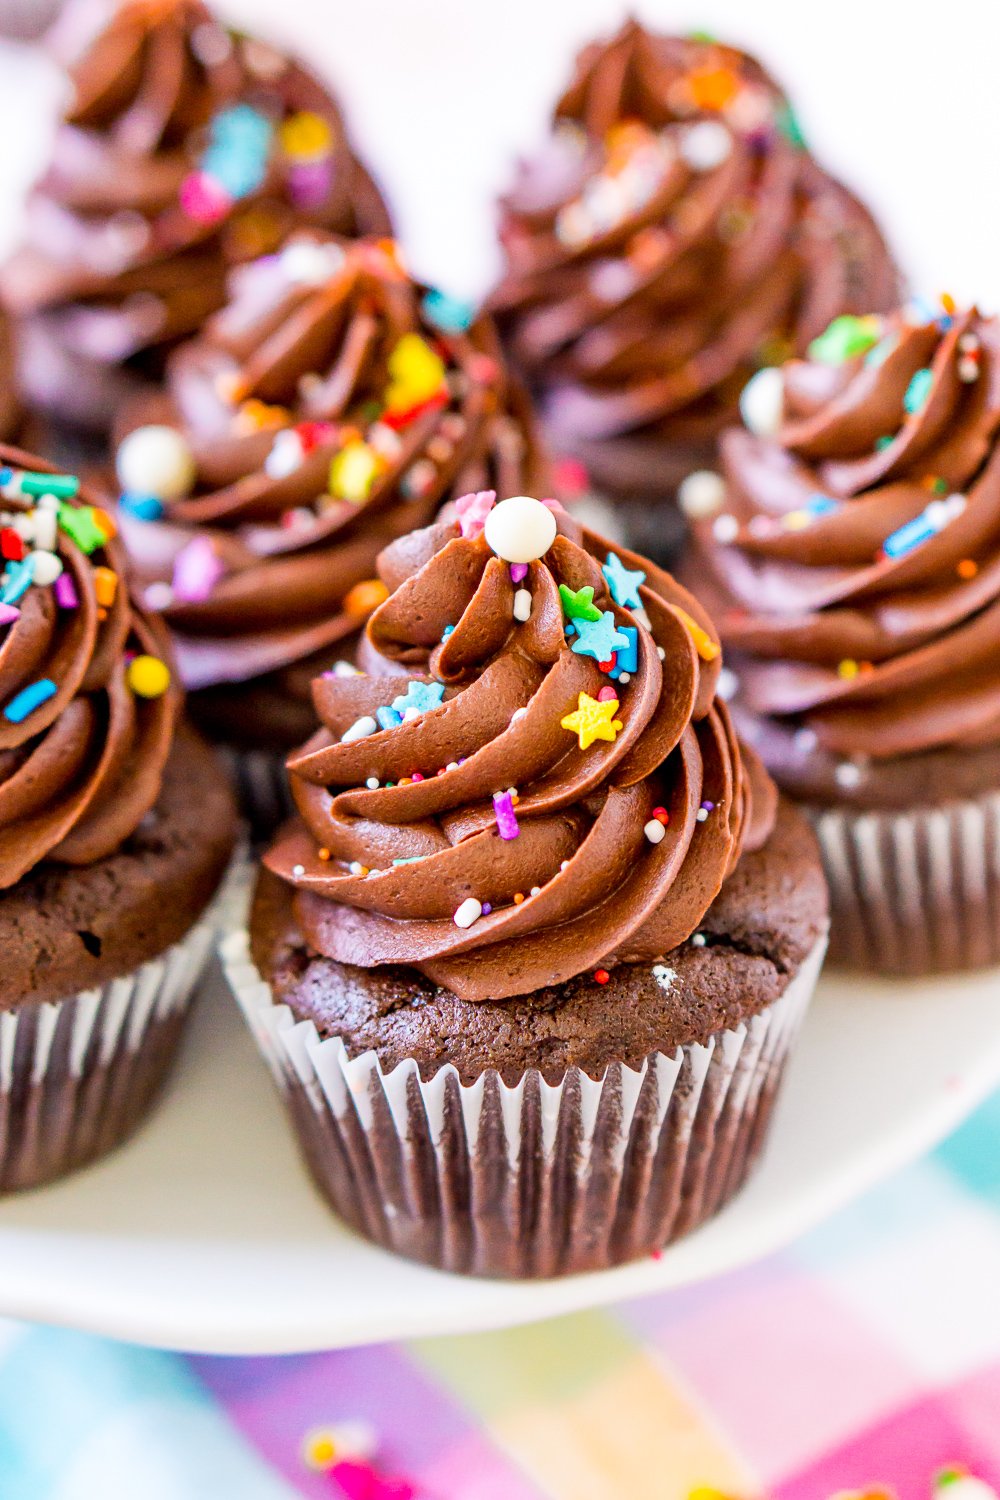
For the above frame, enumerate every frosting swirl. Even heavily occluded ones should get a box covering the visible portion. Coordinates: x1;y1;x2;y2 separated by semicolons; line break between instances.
0;443;180;888
2;0;389;407
264;495;775;1002
690;302;1000;803
490;21;898;460
116;234;543;721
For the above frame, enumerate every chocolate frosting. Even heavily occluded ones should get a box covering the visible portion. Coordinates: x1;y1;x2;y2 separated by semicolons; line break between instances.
0;443;180;888
691;302;1000;804
264;500;776;1002
490;21;899;455
118;234;545;700
2;0;390;378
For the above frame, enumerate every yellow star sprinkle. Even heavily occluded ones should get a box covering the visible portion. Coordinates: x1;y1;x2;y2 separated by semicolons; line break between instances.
560;691;622;750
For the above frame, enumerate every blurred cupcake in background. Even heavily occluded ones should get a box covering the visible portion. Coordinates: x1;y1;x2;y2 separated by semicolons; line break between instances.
688;298;1000;975
224;493;828;1277
0;443;237;1190
113;232;544;827
490;21;899;564
0;0;391;434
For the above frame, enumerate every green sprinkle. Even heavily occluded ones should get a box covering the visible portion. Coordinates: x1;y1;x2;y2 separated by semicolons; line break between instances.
904;367;933;415
687;28;717;42
775;99;807;150
58;503;108;554
808;315;882;366
558;583;602;622
875;435;894;451
20;471;79;499
392;856;427;865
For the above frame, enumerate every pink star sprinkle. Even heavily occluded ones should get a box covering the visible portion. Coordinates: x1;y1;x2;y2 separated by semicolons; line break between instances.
455;489;496;538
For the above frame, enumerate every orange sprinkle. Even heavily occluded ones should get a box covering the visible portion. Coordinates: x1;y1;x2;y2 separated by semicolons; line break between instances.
92;508;117;541
594;968;610;985
669;604;721;662
686;63;741;111
513;892;525;904
941;292;957;316
343;578;389;616
93;566;118;608
318;847;331;861
958;558;979;579
97;607;108;621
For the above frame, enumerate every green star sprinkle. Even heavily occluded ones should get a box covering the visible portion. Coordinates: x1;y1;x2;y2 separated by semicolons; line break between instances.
808;315;883;366
558;583;602;622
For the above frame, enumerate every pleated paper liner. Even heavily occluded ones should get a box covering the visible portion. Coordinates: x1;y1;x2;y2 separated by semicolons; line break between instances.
221;883;826;1279
0;855;242;1193
811;789;1000;975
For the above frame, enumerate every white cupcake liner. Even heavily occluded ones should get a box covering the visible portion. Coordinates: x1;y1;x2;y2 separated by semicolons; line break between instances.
811;790;1000;975
0;858;241;1192
221;871;826;1277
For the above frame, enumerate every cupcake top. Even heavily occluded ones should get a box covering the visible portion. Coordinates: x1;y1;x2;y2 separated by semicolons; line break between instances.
490;21;898;455
264;492;777;1002
689;300;1000;807
0;444;179;888
115;233;544;698
2;0;390;363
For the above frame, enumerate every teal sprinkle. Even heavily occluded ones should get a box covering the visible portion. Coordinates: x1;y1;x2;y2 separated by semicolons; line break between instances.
904;367;933;416
875;435;894;451
422;288;475;333
865;333;898;368
392;856;428;865
18;471;79;499
775;99;807;150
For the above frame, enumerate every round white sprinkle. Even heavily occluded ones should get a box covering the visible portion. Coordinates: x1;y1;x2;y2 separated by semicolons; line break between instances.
958;357;980;383
691;932;707;947
333;660;363;677
349;861;366;876
716;667;739;701
446;760;459;771
644;818;666;844
739;366;784;437
365;777;379;789
280;238;346;285
483;495;557;564
560;860;570;871
28;550;63;586
510;707;528;723
292;864;305;877
834;760;863;789
512;587;532;622
681;119;732;171
656;646;666;661
618;671;632;684
144;581;174;611
264;430;304;479
794;727;819;754
116;424;195;503
529;886;542;897
678;469;726;520
453;897;483;929
696;807;709;822
341;715;378;744
712;513;740;544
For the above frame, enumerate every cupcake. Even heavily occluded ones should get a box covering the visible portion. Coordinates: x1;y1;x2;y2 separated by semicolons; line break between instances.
0;443;237;1189
112;232;544;828
223;492;828;1277
687;299;1000;975
489;21;899;563
1;0;390;433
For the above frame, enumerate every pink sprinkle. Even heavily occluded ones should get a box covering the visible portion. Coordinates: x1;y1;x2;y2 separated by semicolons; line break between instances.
597;686;618;702
0;603;20;626
493;790;519;840
331;1459;415;1500
454;488;496;538
179;170;231;224
54;573;78;609
552;457;589;496
172;536;224;603
509;562;528;583
411;772;423;782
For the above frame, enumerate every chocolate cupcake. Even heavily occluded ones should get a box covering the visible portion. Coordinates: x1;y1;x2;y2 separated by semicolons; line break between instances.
1;0;390;433
687;299;1000;974
0;443;237;1189
490;21;899;563
222;493;828;1277
112;232;544;827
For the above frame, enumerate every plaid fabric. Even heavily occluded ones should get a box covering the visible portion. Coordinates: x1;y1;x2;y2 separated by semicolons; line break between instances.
4;1093;1000;1499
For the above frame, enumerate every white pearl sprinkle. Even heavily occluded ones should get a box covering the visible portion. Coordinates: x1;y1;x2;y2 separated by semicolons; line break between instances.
691;932;707;947
292;864;305;877
680;119;732;171
349;860;366;876
453;897;483;929
958;357;980;383
560;860;570;871
678;469;726;520
656;646;666;661
618;671;632;684
716;667;738;701
365;777;380;789
513;587;532;622
333;660;364;677
446;760;459;771
280;239;346;285
529;885;541;897
510;707;528;723
652;964;676;991
644;818;666;845
834;760;863;789
341;715;378;744
712;513;739;544
739;366;784;437
144;582;174;611
116;424;195;503
696;807;709;822
28;550;62;586
794;727;819;754
483;495;557;564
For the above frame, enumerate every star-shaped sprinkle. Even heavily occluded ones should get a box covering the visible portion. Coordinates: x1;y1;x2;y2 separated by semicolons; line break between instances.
390;680;445;716
602;552;645;609
561;691;623;750
454;489;496;538
570;610;629;664
558;583;601;622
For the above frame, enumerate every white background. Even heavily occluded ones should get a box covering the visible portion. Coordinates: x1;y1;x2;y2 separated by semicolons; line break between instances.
1;0;999;307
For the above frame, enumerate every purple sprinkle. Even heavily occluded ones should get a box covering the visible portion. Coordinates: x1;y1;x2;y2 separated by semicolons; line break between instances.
172;536;224;603
510;562;528;583
0;603;20;626
493;790;520;840
54;573;78;609
481;903;492;916
701;800;715;812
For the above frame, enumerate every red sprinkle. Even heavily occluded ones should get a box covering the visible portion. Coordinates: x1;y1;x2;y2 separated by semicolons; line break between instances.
0;528;24;562
594;969;610;985
597;658;614;672
653;806;669;825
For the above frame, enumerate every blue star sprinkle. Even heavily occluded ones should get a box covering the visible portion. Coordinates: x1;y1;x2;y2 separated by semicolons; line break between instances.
570;610;629;664
602;552;645;609
390;680;446;717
